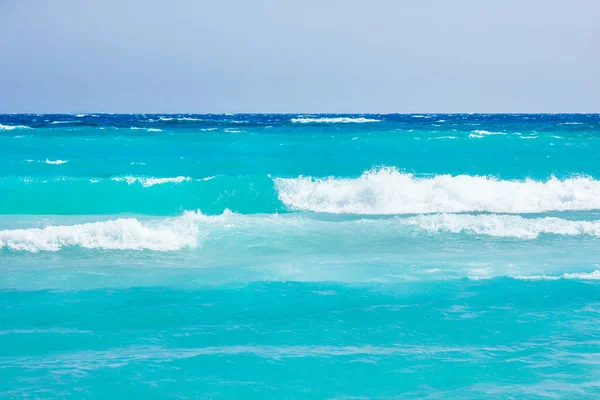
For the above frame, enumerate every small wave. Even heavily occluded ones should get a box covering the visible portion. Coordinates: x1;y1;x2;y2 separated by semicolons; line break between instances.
469;130;507;138
45;159;68;165
274;167;600;214
0;124;31;131
147;128;162;132
0;213;203;252
75;114;87;117
159;116;203;122
430;136;457;140
519;136;537;139
111;176;191;187
561;122;583;125
515;271;600;281
50;121;77;125
291;117;380;124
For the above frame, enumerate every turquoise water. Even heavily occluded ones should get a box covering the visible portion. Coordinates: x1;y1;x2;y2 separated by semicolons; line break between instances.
1;114;600;398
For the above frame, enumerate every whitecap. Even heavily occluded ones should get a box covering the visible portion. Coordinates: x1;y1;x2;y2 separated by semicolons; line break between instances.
45;159;68;165
0;124;31;131
291;117;380;124
111;176;191;187
274;167;600;214
0;213;203;252
469;130;507;138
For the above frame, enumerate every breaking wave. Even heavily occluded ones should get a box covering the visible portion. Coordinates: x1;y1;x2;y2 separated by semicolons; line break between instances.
3;210;600;253
274;167;600;214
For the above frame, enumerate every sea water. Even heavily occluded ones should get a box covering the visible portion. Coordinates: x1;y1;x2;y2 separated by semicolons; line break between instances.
1;114;600;398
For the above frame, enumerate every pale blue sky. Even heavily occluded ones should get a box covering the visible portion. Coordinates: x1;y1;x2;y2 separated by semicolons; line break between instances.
1;0;598;113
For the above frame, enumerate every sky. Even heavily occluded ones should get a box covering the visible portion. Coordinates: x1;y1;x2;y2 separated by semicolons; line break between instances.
1;0;599;113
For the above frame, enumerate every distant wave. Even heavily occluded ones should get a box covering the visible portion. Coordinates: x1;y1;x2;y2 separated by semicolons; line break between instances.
274;167;600;214
159;116;203;122
111;176;191;187
0;124;32;131
469;130;507;138
45;159;68;165
291;117;380;124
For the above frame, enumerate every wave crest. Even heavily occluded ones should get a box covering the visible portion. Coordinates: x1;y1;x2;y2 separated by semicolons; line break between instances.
0;212;205;252
274;167;600;214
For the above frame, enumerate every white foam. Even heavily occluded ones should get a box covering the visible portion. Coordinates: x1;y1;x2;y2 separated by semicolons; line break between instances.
291;117;380;124
403;214;600;239
147;128;162;132
112;176;191;187
159;116;203;122
0;213;202;252
274;167;600;214
516;271;600;281
45;159;68;165
75;114;87;117
469;130;507;138
561;122;582;125
0;124;31;131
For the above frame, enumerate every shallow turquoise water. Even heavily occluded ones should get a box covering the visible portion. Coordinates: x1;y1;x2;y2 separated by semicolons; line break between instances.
1;114;600;398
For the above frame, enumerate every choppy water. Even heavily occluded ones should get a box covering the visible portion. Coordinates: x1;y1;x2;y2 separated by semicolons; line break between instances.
1;114;600;398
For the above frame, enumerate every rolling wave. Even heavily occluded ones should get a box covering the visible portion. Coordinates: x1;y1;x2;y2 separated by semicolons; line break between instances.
274;167;600;214
2;211;600;252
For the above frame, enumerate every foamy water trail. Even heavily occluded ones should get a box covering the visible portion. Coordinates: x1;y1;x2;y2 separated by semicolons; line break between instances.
274;167;600;214
405;214;600;239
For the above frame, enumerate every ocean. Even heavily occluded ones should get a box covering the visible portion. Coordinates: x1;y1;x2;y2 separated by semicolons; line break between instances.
1;113;600;398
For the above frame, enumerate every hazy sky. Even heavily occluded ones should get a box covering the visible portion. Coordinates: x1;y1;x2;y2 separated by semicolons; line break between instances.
1;0;599;113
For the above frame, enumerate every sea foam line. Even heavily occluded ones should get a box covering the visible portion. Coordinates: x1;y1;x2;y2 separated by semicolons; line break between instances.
274;167;600;214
